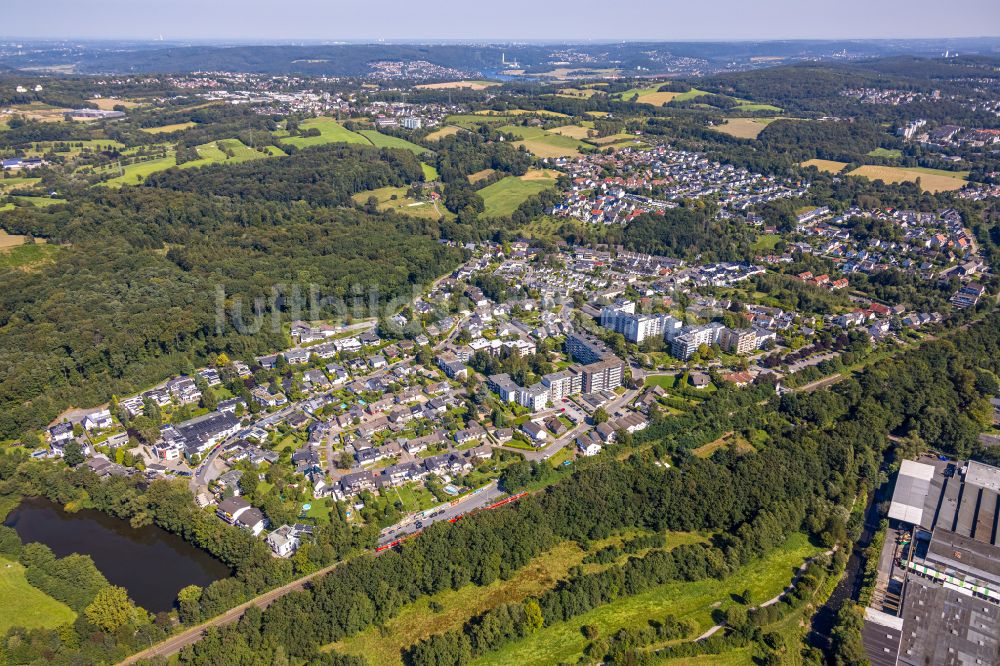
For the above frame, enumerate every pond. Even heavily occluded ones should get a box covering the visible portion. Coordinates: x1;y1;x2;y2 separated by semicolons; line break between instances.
4;496;231;612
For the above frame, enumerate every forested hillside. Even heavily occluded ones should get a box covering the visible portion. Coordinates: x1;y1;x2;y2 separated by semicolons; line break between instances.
0;150;462;439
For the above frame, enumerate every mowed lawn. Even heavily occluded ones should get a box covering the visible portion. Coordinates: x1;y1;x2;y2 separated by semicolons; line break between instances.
0;557;76;633
847;164;967;193
801;159;848;174
472;533;822;666
479;169;559;217
277;117;369;148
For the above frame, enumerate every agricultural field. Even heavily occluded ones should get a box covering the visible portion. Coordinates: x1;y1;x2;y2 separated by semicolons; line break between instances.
500;125;590;158
555;88;600;99
141;121;198;134
351;185;449;221
847;164;967;193
619;86;710;106
276;117;369;148
479;169;560;217
356;129;432;155
713;117;778;139
424;126;463;141
414;80;500;90
0;557;76;633
472;533;822;666
800;159;848;174
548;124;594;140
3;102;74;122
91;97;140;110
467;168;495;184
867;147;903;159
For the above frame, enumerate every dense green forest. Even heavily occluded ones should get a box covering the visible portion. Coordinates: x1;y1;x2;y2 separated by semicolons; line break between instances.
0;150;463;439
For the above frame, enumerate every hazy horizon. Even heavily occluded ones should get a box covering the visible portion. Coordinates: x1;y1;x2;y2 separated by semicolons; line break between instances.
6;0;1000;42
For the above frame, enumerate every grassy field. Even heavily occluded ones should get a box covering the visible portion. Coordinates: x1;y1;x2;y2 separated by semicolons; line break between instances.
356;129;432;155
19;139;125;158
713;118;777;139
800;159;848;174
328;532;710;666
0;177;41;192
351;186;448;221
444;114;515;129
479;169;560;217
141;121;198;134
500;125;590;158
752;233;782;252
421;162;439;181
0;557;76;633
549;124;594;140
847;164;967;193
0;242;59;270
867;147;903;159
327;541;587;665
99;139;280;186
619;87;709;106
692;432;755;458
277;117;369;148
472;533;822;666
425;126;463;141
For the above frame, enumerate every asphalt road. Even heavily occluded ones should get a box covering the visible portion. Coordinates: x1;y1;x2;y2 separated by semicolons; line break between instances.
378;480;504;545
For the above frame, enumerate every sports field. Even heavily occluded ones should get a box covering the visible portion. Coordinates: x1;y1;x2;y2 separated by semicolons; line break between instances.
801;159;848;174
713;118;777;139
479;169;559;217
277;117;369;148
847;164;967;193
0;557;76;633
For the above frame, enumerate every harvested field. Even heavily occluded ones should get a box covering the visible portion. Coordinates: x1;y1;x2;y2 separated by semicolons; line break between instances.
847;164;967;193
549;125;593;140
713;117;777;139
801;159;848;174
425;126;462;141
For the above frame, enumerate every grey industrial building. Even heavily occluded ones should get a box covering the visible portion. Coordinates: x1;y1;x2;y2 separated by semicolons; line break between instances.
865;458;1000;666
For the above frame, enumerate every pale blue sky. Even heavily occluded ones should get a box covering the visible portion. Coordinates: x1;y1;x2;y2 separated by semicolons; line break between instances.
4;0;999;41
